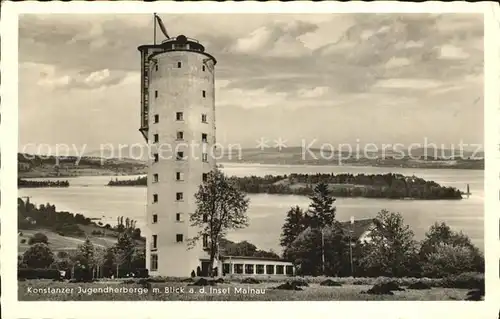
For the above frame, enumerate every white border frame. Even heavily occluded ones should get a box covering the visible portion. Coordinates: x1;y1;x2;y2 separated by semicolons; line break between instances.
1;1;499;319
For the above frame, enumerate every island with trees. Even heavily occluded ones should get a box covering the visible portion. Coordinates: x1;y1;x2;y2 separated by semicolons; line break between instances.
107;173;463;200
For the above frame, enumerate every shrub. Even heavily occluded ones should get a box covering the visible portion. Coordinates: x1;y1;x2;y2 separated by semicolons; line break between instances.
28;232;48;245
441;272;484;289
20;239;27;244
18;268;61;280
22;243;54;268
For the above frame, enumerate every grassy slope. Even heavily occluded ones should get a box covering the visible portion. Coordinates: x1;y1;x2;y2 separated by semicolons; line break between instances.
18;226;144;254
18;280;469;301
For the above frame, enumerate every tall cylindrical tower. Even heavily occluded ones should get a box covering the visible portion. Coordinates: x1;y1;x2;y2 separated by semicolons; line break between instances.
138;35;217;277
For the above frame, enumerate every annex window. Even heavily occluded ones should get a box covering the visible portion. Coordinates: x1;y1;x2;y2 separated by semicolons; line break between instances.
286;266;294;275
176;152;184;161
223;263;230;274
266;265;274;274
176;131;184;140
176;213;183;222
176;234;184;243
201;114;207;123
245;264;254;274
154;114;159;123
176;172;184;181
152;235;158;249
201;133;208;143
155;90;158;98
234;264;243;274
202;173;208;182
153;174;159;183
176;192;183;201
153;194;158;203
153;134;159;143
256;265;265;274
176;112;183;121
202;90;206;98
276;265;284;275
177;62;182;68
150;254;158;271
152;214;158;223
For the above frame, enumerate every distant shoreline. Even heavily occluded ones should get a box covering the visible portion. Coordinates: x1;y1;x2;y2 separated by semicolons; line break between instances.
18;160;483;179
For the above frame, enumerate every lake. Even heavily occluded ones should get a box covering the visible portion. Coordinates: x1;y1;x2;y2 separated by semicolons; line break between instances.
19;163;484;253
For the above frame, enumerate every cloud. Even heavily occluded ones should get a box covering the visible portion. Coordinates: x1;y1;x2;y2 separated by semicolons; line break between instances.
18;13;484;149
228;20;318;57
438;44;470;60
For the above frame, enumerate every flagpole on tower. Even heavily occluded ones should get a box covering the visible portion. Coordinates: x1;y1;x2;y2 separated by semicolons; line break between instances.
153;13;157;45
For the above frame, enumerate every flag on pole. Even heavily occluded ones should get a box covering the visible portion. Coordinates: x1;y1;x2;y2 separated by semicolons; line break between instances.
155;14;170;39
350;216;355;224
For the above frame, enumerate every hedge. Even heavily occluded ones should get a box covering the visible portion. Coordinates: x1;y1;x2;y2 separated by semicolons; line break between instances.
18;268;61;280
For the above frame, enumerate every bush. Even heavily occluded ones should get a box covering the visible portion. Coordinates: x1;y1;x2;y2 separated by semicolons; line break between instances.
441;272;484;289
28;232;48;245
20;239;27;244
18;268;61;280
117;268;149;278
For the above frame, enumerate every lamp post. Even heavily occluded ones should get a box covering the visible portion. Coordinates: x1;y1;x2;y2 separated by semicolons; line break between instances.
349;216;354;277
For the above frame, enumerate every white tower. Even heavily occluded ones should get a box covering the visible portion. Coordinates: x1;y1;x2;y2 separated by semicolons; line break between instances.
138;35;217;277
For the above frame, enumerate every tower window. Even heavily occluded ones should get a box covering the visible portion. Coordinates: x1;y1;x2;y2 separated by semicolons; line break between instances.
153;214;158;223
176;152;184;161
202;173;208;182
201;133;208;143
177;62;182;68
176;172;184;181
153;173;159;183
150;254;158;271
155;64;158;72
155;90;158;98
176;112;183;121
152;235;158;249
176;234;184;243
153;194;158;203
153;134;159;143
202;65;206;72
202;90;206;98
154;114;159;123
176;192;183;201
153;153;159;162
202;153;208;162
201;114;207;123
176;131;184;140
176;213;183;222
203;234;209;248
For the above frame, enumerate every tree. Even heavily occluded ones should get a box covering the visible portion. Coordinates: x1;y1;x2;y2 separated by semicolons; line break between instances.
358;210;418;277
114;231;136;275
421;243;478;277
306;182;336;228
305;182;337;274
22;243;54;268
76;238;95;267
280;206;307;257
28;232;48;245
189;169;250;277
419;222;484;275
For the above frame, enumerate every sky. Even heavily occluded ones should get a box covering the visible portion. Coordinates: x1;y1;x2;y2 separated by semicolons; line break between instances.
18;13;484;154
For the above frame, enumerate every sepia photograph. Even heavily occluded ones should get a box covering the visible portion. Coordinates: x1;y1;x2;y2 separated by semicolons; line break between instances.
7;4;493;306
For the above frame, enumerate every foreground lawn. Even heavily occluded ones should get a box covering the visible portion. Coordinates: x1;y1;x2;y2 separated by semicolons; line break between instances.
19;280;471;301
